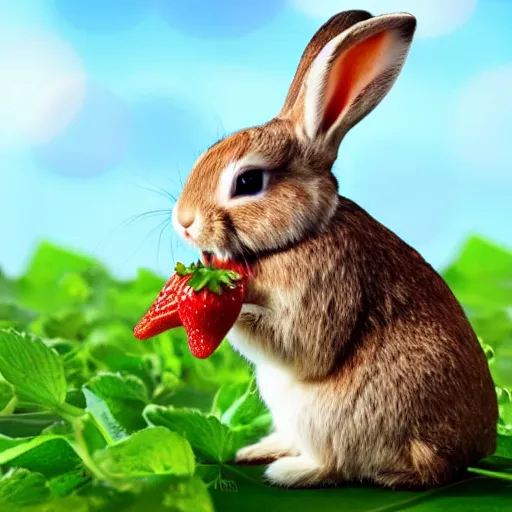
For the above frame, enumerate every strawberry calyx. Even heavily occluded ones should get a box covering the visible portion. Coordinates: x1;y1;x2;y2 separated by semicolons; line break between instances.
174;261;242;295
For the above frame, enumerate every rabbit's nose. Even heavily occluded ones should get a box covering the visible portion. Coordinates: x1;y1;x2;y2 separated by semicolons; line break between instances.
178;208;195;229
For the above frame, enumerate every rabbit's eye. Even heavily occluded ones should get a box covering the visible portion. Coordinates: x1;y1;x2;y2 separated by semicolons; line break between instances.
232;168;265;198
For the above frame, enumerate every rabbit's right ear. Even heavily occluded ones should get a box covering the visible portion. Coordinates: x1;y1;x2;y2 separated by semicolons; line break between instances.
279;12;416;153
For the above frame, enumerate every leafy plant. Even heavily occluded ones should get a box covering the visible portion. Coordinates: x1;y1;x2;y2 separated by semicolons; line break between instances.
0;238;510;511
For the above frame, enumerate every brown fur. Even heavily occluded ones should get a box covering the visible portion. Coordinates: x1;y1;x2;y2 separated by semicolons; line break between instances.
173;10;498;489
235;198;497;487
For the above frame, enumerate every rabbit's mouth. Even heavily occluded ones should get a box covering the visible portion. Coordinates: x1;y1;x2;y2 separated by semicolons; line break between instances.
201;251;214;265
200;250;251;278
200;250;232;266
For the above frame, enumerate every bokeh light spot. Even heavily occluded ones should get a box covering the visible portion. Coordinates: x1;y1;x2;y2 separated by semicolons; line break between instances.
453;65;512;185
156;0;285;39
340;143;459;248
129;94;218;176
53;0;151;34
0;32;85;148
32;84;131;178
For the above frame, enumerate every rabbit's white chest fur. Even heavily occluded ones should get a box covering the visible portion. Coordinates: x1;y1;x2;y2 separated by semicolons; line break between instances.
226;313;267;365
227;310;306;446
255;361;304;442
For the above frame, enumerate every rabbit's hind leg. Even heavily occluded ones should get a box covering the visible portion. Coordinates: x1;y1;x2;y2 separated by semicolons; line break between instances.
374;439;452;490
264;455;332;488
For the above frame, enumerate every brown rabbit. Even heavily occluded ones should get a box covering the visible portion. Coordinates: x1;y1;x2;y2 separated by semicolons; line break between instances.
171;10;498;489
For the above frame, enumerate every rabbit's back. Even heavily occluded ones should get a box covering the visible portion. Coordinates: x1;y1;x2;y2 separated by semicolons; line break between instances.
232;196;497;486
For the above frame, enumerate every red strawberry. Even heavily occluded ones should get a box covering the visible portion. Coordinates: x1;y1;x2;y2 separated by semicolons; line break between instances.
133;272;184;340
210;256;249;277
133;261;247;359
179;265;246;359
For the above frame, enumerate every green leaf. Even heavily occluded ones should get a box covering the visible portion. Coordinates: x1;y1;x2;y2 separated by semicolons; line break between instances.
94;427;195;479
65;389;86;409
217;378;269;428
497;386;512;436
71;485;134;511
0;468;50;510
233;414;273;452
58;273;91;303
211;379;272;447
0;303;37;330
211;382;247;418
444;236;512;283
0;269;16;303
23;242;103;287
169;386;217;412
442;236;512;315
85;322;148;356
174;330;250;391
211;466;512;512
88;343;157;392
0;412;61;438
0;433;81;477
47;470;88;498
41;311;88;341
77;414;109;456
496;435;512;461
16;242;106;314
146;330;182;378
0;329;66;409
144;405;238;463
39;339;89;389
105;269;164;324
152;371;181;405
83;373;149;441
471;312;512;351
163;476;214;512
0;380;14;411
493;347;512;389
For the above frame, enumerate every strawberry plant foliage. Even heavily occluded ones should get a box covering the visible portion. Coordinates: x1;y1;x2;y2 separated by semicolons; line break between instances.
0;238;510;511
0;330;67;409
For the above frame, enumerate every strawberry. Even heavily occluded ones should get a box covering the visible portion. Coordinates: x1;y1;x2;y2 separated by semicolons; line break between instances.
179;264;246;359
133;260;247;359
133;272;184;340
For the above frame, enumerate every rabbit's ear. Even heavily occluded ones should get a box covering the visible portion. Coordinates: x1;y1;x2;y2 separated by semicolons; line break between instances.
281;13;416;150
280;10;374;116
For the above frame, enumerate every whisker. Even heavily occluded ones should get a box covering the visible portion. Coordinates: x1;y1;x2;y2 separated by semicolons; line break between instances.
213;115;227;142
168;224;176;267
177;164;184;188
91;209;170;258
119;217;171;271
134;181;178;204
119;210;171;231
146;177;179;203
156;213;172;270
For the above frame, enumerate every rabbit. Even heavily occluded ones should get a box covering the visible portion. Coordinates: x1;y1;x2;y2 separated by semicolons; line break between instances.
171;10;498;489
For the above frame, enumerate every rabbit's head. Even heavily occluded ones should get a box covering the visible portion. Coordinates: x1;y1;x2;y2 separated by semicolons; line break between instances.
173;10;416;263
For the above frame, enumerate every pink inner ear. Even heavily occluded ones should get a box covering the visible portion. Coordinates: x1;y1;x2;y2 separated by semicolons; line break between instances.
322;31;389;133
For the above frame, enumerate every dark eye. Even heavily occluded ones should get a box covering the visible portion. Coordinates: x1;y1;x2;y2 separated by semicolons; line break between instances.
232;169;265;198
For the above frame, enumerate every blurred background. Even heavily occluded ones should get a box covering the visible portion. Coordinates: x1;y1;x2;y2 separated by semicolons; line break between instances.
1;0;511;279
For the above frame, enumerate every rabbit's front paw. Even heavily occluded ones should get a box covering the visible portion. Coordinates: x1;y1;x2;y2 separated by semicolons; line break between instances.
235;433;298;464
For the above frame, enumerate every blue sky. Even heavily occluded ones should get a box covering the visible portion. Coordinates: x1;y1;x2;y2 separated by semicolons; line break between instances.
0;0;511;279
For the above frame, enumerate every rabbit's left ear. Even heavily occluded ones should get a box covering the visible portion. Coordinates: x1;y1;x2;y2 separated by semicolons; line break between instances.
282;13;416;150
